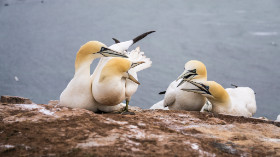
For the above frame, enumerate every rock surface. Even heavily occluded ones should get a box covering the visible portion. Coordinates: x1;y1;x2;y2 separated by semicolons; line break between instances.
0;97;280;156
1;95;32;104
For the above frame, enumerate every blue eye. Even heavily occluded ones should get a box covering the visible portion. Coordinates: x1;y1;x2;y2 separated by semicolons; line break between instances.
188;69;196;73
100;47;106;51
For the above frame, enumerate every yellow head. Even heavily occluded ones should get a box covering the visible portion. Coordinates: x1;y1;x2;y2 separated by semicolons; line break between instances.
99;58;141;85
75;41;127;71
184;60;207;80
177;60;207;87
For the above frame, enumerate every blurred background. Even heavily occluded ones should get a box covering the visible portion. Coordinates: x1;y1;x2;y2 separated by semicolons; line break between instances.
0;0;279;119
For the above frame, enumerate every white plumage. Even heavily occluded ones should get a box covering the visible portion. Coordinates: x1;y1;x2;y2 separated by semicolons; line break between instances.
125;47;152;104
60;41;127;111
183;80;257;117
91;31;154;112
276;115;280;122
200;87;257;117
150;100;168;110
225;87;257;116
92;52;151;112
150;60;207;111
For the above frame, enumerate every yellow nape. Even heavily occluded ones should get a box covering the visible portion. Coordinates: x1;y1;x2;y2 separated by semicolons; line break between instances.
186;60;207;80
75;41;106;71
78;41;106;55
99;58;131;82
207;81;229;103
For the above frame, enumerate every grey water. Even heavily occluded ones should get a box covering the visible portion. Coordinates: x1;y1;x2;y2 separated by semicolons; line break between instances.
0;0;279;119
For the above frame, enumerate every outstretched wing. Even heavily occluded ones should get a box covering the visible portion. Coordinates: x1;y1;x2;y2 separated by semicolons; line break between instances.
127;47;152;72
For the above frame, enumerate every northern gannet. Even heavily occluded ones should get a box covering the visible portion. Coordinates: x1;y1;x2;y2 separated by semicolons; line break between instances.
91;31;154;112
92;57;145;112
150;60;207;111
60;41;127;111
182;80;257;117
275;115;280;122
90;31;155;81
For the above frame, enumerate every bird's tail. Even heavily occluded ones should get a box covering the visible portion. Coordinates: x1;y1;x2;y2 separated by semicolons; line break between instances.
128;47;152;72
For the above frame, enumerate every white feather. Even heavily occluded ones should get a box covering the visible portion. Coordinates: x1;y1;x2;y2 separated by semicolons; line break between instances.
150;100;169;110
127;47;152;72
276;115;280;122
200;86;257;117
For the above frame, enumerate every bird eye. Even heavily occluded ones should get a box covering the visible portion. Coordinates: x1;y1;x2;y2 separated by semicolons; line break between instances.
188;69;196;73
100;47;106;51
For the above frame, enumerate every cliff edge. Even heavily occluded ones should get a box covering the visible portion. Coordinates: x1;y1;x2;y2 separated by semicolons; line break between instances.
0;96;280;156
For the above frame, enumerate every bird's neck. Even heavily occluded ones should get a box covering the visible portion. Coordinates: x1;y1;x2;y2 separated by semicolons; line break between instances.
99;69;122;84
74;54;94;77
92;57;112;79
209;91;231;113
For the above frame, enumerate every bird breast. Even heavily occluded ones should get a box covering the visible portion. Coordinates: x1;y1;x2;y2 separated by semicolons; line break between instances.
93;77;126;106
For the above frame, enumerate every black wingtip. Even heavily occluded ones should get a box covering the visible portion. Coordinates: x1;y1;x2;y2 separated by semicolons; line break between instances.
158;91;166;95
112;38;120;43
231;84;238;88
133;31;156;44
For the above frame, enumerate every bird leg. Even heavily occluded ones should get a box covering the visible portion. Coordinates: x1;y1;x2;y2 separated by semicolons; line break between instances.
124;99;129;112
121;98;135;115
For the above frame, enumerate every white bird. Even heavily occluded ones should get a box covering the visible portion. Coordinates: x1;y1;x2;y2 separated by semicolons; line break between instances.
60;41;127;111
91;31;154;112
150;60;207;111
182;80;257;117
92;57;149;112
276;115;280;122
90;31;155;82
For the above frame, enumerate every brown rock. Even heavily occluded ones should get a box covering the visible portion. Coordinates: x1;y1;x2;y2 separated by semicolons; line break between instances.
1;95;32;104
0;98;280;156
48;100;59;106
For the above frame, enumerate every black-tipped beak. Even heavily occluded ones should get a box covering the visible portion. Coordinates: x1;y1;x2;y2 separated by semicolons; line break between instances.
177;69;197;81
128;73;140;85
98;47;128;58
176;69;197;87
181;80;212;97
131;61;145;69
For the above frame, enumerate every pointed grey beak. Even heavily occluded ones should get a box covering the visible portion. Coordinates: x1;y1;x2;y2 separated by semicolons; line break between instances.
181;80;212;97
128;73;140;85
176;69;197;87
98;47;128;58
176;69;197;81
131;61;145;69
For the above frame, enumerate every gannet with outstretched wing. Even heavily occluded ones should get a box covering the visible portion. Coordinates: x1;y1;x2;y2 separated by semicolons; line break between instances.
60;41;127;111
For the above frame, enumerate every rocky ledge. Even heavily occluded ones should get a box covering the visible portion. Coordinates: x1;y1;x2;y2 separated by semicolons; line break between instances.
0;96;280;157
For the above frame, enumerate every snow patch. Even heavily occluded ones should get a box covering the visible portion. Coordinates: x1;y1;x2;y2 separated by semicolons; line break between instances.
104;118;128;125
184;141;215;156
16;104;55;116
191;143;199;150
126;125;146;139
0;144;15;149
77;135;118;147
4;145;15;149
262;137;280;143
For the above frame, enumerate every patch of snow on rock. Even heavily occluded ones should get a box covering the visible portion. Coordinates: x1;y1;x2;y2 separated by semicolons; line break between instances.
16;104;55;116
104;118;128;125
191;143;199;150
